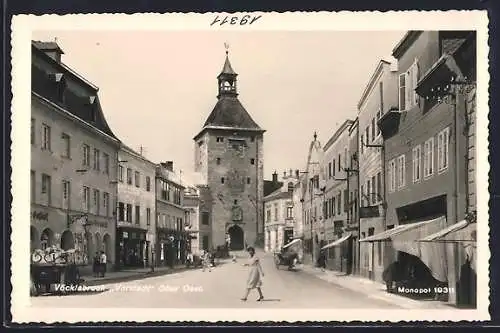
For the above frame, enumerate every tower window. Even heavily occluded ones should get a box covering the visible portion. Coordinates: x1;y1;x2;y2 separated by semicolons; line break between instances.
216;158;221;165
234;200;238;205
250;158;255;165
221;177;225;184
247;177;251;184
216;137;224;143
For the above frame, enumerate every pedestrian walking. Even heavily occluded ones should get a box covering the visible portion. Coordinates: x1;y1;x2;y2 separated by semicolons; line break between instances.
201;250;211;272
318;250;327;272
241;246;264;301
92;252;100;277
100;251;107;277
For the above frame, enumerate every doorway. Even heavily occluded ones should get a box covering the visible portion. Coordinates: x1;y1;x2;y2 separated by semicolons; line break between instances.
228;225;244;250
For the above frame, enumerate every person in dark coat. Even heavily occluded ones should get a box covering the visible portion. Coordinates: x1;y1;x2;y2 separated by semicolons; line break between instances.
92;252;100;277
317;250;327;272
383;260;402;293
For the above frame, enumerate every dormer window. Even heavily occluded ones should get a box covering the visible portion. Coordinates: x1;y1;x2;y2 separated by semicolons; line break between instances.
50;73;66;104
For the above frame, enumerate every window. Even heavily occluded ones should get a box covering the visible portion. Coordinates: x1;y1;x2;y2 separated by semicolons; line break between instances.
413;145;422;182
424;137;434;178
146;176;151;191
216;137;224;143
31;171;36;202
376;172;382;203
344;148;348;169
367;179;371;205
221;177;225;184
31;118;35;145
135;171;140;187
337;192;341;214
216;158;221;165
135;205;140;224
397;155;406;189
202;212;210;225
118;202;125;221
41;174;51;205
328;162;332;178
266;210;271;222
202;235;209;251
146;208;151;226
371;175;376;203
42;124;51;150
247;177;251;184
82;144;90;167
82;186;90;212
360;134;364;154
126;204;132;222
360;185;365;207
399;59;420;111
61;133;71;158
103;192;110;217
250;158;255;165
93;148;100;170
332;197;336;215
338;154;341;171
365;126;370;145
119;165;124;182
332;159;336;177
376;110;382;137
62;180;70;209
160;181;168;200
287;207;293;218
388;159;396;192
93;189;100;215
371;118;376;142
127;168;132;185
274;206;279;221
438;127;450;172
377;242;382;266
399;73;406;111
103;153;110;174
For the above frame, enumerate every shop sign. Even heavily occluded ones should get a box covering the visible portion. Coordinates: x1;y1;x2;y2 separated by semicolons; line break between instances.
32;211;49;221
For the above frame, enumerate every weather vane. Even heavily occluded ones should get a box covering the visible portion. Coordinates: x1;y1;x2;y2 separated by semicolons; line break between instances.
224;42;229;55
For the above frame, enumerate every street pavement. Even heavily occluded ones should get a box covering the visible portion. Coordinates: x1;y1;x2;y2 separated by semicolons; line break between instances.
30;252;401;309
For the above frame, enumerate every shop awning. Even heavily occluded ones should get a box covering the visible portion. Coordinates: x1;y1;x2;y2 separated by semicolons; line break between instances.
359;216;447;242
418;220;476;242
321;233;352;250
283;238;301;249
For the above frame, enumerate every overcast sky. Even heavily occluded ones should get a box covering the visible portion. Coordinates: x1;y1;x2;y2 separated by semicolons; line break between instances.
32;30;405;181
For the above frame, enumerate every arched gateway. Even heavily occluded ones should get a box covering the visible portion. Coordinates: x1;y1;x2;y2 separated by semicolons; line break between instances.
228;225;244;250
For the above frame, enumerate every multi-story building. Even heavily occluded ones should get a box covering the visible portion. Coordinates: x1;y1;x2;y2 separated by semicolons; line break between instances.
182;171;208;254
155;162;187;266
321;120;354;272
264;170;299;253
193;50;265;250
357;60;398;282
116;145;156;268
30;41;120;271
300;133;325;265
376;31;476;306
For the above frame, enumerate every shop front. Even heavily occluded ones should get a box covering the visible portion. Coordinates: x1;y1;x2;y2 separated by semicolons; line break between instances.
157;228;189;267
117;226;148;268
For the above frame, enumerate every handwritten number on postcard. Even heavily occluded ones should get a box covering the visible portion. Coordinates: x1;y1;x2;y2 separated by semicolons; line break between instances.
210;15;262;26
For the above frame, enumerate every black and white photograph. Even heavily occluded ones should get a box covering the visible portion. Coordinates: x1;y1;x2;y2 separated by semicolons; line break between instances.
10;11;489;322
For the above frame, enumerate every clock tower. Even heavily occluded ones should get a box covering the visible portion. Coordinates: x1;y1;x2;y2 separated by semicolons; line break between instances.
193;47;265;250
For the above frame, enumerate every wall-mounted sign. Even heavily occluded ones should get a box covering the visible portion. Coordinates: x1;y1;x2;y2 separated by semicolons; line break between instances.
360;206;380;219
32;211;49;221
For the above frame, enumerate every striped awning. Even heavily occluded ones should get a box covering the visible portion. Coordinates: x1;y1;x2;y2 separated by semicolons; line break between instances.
419;220;476;242
359;216;447;242
321;233;352;250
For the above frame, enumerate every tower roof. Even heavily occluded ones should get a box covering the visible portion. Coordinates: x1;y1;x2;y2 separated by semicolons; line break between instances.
203;96;262;130
220;55;237;76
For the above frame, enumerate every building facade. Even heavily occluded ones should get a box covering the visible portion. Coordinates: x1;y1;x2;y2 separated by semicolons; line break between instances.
378;31;476;305
155;162;187;266
264;170;299;253
193;51;265;250
357;60;398;282
31;41;120;271
300;133;325;264
116;145;156;268
321;120;354;272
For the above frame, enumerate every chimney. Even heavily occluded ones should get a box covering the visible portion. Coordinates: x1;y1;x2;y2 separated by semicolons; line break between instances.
272;171;278;183
165;161;174;171
295;169;299;178
33;41;64;63
289;169;293;176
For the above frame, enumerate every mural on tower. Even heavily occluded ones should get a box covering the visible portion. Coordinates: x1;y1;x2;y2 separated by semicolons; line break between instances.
193;45;265;250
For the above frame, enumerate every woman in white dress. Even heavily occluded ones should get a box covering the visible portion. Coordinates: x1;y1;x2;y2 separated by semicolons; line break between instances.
241;246;264;301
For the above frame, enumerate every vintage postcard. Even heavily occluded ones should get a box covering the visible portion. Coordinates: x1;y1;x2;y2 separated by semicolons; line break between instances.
11;11;489;322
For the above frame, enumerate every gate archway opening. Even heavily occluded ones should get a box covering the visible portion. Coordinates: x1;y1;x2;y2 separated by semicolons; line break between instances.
60;230;74;250
228;225;244;251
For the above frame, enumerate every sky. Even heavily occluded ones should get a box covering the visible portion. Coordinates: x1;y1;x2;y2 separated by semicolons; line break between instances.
32;30;405;181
